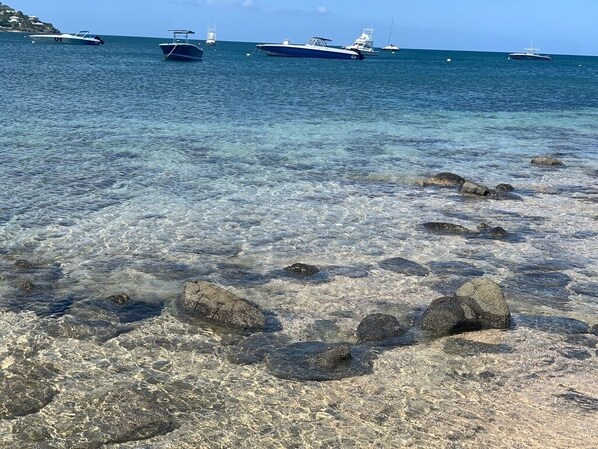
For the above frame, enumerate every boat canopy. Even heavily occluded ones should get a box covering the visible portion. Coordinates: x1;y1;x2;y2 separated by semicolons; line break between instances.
306;37;332;47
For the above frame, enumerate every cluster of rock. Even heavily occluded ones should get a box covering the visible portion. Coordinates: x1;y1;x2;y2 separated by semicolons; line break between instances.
422;172;519;200
178;272;511;381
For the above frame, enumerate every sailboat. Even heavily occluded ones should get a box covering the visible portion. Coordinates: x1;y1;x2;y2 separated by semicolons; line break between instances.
381;18;400;52
206;26;216;46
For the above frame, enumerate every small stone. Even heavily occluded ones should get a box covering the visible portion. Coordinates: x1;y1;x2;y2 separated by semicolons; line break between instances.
284;262;319;276
18;281;36;291
14;260;33;269
495;183;515;192
531;156;564;166
107;293;130;304
487;227;508;239
459;181;491;197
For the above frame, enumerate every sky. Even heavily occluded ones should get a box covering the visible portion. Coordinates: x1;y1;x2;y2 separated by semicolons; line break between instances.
6;0;598;55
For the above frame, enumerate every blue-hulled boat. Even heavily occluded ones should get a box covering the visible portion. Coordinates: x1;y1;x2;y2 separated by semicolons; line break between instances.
256;37;364;60
159;30;203;61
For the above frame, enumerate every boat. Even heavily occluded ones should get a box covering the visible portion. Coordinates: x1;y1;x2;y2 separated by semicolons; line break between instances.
256;37;364;60
206;26;216;46
508;47;551;61
159;30;203;61
28;31;105;45
344;28;379;57
381;18;400;52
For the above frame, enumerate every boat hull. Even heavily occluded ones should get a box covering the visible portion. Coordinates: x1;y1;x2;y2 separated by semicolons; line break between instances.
509;53;551;61
159;43;203;61
28;34;103;45
257;44;363;60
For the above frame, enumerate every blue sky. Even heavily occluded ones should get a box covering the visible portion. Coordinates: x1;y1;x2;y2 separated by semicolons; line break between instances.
7;0;598;55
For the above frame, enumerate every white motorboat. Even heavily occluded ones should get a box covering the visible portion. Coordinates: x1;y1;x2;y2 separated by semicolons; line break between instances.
159;30;203;61
344;28;379;57
206;27;216;46
28;31;105;45
257;37;364;60
508;47;551;61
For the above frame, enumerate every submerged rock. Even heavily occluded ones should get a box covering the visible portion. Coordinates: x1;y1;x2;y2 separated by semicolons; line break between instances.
181;281;266;331
107;293;130;304
284;262;320;276
422;172;465;187
531;156;564;166
422;222;479;236
0;362;57;420
443;338;514;356
378;257;429;276
356;313;407;343
266;341;373;381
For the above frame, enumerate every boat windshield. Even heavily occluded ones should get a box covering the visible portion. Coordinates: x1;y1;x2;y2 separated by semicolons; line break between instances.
306;37;331;47
170;30;195;42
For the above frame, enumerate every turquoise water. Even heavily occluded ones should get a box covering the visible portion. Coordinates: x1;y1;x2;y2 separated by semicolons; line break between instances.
1;33;597;448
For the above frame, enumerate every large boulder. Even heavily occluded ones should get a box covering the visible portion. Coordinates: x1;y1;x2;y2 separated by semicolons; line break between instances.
456;277;510;328
418;278;510;336
423;172;466;187
356;313;406;343
182;281;266;330
418;296;480;336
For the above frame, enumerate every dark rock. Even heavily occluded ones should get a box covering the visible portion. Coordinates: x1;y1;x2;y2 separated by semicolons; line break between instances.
487;227;508;239
18;281;36;291
556;389;598;412
503;271;571;310
266;341;374;381
456;278;511;328
591;324;598;336
356;313;406;343
443;338;514;356
531;156;564;166
181;281;266;331
378;257;429;276
284;262;320;276
459;181;491;197
513;315;590;335
559;347;592;360
0;363;57;420
418;296;481;336
423;172;465;187
14;259;33;269
226;333;290;365
46;386;176;448
495;183;515;192
422;222;479;236
309;343;352;370
107;293;130;304
477;223;490;231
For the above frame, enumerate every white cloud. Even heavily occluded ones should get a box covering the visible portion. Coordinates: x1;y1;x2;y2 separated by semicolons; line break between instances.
315;6;329;14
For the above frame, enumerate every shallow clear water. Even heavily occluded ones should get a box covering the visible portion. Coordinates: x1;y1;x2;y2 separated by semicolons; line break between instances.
0;33;597;448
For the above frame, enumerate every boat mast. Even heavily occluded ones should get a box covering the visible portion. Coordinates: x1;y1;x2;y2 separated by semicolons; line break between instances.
387;17;394;45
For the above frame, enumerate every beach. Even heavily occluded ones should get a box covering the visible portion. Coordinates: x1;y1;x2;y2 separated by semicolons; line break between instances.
0;33;597;448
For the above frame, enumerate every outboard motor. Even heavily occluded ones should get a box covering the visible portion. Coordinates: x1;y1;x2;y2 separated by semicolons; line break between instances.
94;35;105;45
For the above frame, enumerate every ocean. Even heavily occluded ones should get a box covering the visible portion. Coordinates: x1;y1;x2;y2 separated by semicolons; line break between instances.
0;32;597;448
